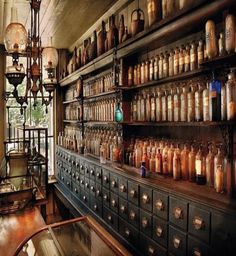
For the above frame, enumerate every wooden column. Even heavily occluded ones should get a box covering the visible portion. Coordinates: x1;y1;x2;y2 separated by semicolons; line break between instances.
0;44;5;160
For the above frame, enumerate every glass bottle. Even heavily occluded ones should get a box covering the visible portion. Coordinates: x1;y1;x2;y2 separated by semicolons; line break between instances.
158;53;163;79
133;65;137;86
141;62;145;84
168;50;174;76
180;85;188;122
190;42;197;71
145;91;151;122
167;143;174;176
163;52;169;78
221;81;227;121
167;88;174;122
203;82;210;121
197;40;204;68
149;58;154;81
189;146;196;182
226;70;236;120
187;85;195;122
205;20;218;59
162;143;169;175
179;46;184;74
209;72;221;121
150;89;156;122
173;145;181;180
155;148;163;174
225;14;235;54
174;87;181;122
137;64;141;84
128;66;134;86
214;147;224;193
181;144;189;180
140;93;146;121
100;143;107;164
161;90;167;121
174;48;179;75
115;102;123;122
137;94;141;121
218;32;225;56
149;151;156;172
144;60;150;83
195;146;206;185
206;145;214;187
154;56;159;80
184;44;190;72
195;83;203;122
162;0;167;19
132;95;138;121
156;88;162;122
142;148;150;173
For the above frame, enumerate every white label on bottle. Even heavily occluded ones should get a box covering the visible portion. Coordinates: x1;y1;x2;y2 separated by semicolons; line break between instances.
195;159;202;175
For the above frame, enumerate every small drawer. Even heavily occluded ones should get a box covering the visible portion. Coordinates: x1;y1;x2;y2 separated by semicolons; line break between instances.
140;234;167;256
79;161;85;175
84;177;90;193
72;182;80;198
119;198;128;221
103;169;110;189
79;175;85;189
75;159;80;172
169;226;187;256
71;170;76;181
128;180;139;206
188;236;210;256
110;173;119;193
64;176;71;190
95;183;102;201
90;180;96;197
89;165;96;180
84;163;90;177
119;218;139;248
140;209;152;237
153;216;168;248
71;156;76;168
169;197;188;231
140;185;153;212
128;202;140;228
103;188;110;208
95;166;102;183
103;207;118;231
75;173;80;184
110;192;119;214
153;190;168;220
189;204;210;244
119;176;128;199
90;197;102;218
80;189;89;207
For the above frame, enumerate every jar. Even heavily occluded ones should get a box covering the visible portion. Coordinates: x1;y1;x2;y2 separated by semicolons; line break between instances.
167;88;174;122
179;46;184;74
154;56;159;80
197;40;204;68
225;14;235;54
141;62;145;84
173;87;180;122
205;20;218;59
180;85;188;121
195;83;203;121
187;85;195;122
156;89;163;121
158;53;163;79
203;83;210;121
149;58;154;81
144;61;150;83
226;70;236;120
174;48;179;75
163;52;169;78
161;90;167;121
190;42;197;71
168;50;174;76
184;44;190;72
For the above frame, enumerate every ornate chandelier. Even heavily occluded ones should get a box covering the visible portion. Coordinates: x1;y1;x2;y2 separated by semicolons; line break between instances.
4;0;58;112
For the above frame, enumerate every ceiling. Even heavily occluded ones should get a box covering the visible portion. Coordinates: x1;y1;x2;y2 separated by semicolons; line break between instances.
0;0;117;49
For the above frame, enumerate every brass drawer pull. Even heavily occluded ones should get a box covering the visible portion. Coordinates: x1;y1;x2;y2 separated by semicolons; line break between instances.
111;180;116;188
85;182;89;188
173;236;181;249
75;163;79;168
76;176;79;181
91;186;95;192
72;173;75;178
90;169;94;175
155;199;164;211
103;194;108;201
96;190;101;196
129;210;136;220
148;246;155;255
142;193;150;204
193;247;202;256
61;177;64;181
74;188;78;193
96;172;101;178
120;184;126;192
173;207;183;219
80;180;84;185
93;204;98;211
120;205;126;213
66;182;70;186
124;228;130;237
156;226;163;237
107;215;112;222
141;217;148;228
130;189;136;198
104;176;109;183
83;196;86;201
80;165;84;170
111;199;117;207
193;216;205;230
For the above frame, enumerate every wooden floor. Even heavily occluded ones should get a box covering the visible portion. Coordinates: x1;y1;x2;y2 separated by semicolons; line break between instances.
0;207;46;256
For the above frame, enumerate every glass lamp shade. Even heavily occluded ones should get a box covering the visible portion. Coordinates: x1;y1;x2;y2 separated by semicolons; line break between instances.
42;47;59;69
4;22;28;53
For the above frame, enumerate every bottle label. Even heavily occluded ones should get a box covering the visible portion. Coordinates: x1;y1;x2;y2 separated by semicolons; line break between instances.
210;90;217;98
195;159;202;175
151;102;155;111
179;56;184;66
190;53;196;62
185;55;190;64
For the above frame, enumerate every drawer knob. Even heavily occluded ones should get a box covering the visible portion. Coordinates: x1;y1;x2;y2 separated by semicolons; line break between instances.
85;182;89;188
111;180;116;188
141;217;149;228
103;194;108;201
72;173;75;178
74;188;78;193
120;184;126;192
193;216;205;230
148;246;155;255
129;210;136;220
72;160;75;165
142;193;150;204
156;226;163;237
130;189;136;198
91;186;95;192
90;169;94;175
193;247;202;256
107;215;112;222
120;205;126;213
80;180;84;185
124;228;130;237
80;165;84;170
66;182;70;186
111;199;117;207
83;196;87;201
155;199;164;211
62;177;64;181
76;163;79;168
104;176;109;183
173;207;183;219
93;204;98;211
96;190;101;196
173;236;181;249
96;172;101;178
76;176;79;181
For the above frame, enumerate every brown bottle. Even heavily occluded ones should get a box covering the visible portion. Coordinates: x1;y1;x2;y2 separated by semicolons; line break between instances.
137;64;141;84
147;0;161;27
149;58;154;81
118;14;125;44
195;146;206;185
206;145;214;187
226;70;236;120
154;56;159;80
155;148;163;174
163;52;169;78
133;65;137;86
184;44;190;72
150;90;156;122
145;91;151;122
187;85;195;122
150;151;156;172
195;83;203;122
156;89;162;122
169;50;174;76
167;143;174;176
179;46;184;74
162;0;167;19
166;0;175;17
205;20;218;59
158;54;163;79
97;21;107;56
203;82;210;121
181;144;189;180
225;14;235;54
107;15;118;50
161;90;167;121
167;88;174;122
128;66;134;86
144;61;150;83
190;42;197;71
180;85;188;121
122;26;130;43
141;62;145;84
197;40;204;68
214;147;224;193
218;32;225;56
173;87;180;122
189;146;196;182
173;145;181;180
162;143;169;175
174;48;179;75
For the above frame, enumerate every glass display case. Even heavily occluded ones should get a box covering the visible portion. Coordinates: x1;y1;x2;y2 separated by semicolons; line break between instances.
15;216;132;256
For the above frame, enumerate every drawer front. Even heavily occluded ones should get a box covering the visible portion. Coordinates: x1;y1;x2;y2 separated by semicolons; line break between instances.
64;164;72;178
71;156;76;171
95;183;103;201
79;175;85;189
72;182;80;198
169;197;188;231
95;166;102;183
140;234;167;256
153;190;169;220
103;206;118;231
189;204;210;243
140;209;152;237
84;163;90;177
153;216;168;248
84;177;90;193
75;158;80;172
110;173;119;193
128;202;140;228
128;180;139;206
103;169;110;189
71;169;76;181
169;226;187;256
64;175;71;190
103;187;110;208
211;212;236;256
119;198;128;221
119;218;139;248
140;185;153;212
90;180;96;197
188;236;210;256
110;192;119;214
75;172;80;184
79;161;85;175
89;164;96;180
119;176;128;199
90;197;102;218
80;189;90;207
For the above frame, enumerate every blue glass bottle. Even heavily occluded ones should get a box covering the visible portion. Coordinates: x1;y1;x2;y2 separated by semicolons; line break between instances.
115;102;123;122
140;161;146;178
209;72;221;121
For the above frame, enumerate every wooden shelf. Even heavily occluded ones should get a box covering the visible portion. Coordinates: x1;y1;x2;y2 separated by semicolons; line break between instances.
84;121;120;127
62;98;79;104
84;90;118;100
63;120;83;124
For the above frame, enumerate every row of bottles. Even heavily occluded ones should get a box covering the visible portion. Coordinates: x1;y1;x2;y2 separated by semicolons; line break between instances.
205;14;236;60
65;103;82;121
127;40;206;87
84;127;123;164
131;70;236;122
83;72;113;97
58;126;84;153
125;137;228;193
83;97;119;122
64;85;78;102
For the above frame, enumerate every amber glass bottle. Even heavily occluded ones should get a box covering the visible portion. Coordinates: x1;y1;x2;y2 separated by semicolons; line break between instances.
155;148;163;174
189;146;196;182
206;145;214;187
173;145;181;180
181;144;189;180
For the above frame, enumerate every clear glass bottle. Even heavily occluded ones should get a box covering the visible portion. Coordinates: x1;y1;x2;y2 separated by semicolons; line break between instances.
181;144;189;180
203;82;210;121
214;147;224;193
150;89;156;122
156;88;162;122
195;83;203;121
154;56;159;80
189;145;196;182
218;32;225;56
149;151;156;172
169;50;174;76
149;58;154;81
161;90;168;121
141;62;145;84
174;47;179;75
159;53;163;79
174;87;181;122
197;40;204;68
137;94;141;121
167;88;174;122
206;145;215;187
187;85;195;122
226;70;236;120
179;45;184;74
173;145;181;180
195;146;206;185
180;85;188;121
184;44;190;72
190;42;197;71
163;52;169;78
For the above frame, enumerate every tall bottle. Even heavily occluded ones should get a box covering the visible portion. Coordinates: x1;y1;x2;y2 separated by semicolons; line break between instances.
169;50;174;76
167;143;174;176
150;90;156;122
173;145;181;180
209;72;221;121
156;89;162;121
189;146;196;182
221;81;227;121
190;42;197;71
174;87;180;122
226;70;236;120
197;40;204;68
163;52;169;78
180;85;188;121
184;44;190;72
154;56;159;80
162;143;169;175
147;0;161;27
174;47;179;75
179;46;184;74
206;145;214;187
181;144;189;180
159;54;163;79
161;90;167;121
145;91;151;122
118;14;125;44
214;147;224;193
203;82;210;121
195;146;206;185
205;20;218;59
195;83;203;122
225;14;235;54
155;148;163;174
107;15;118;50
167;88;174;122
187;85;195;122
